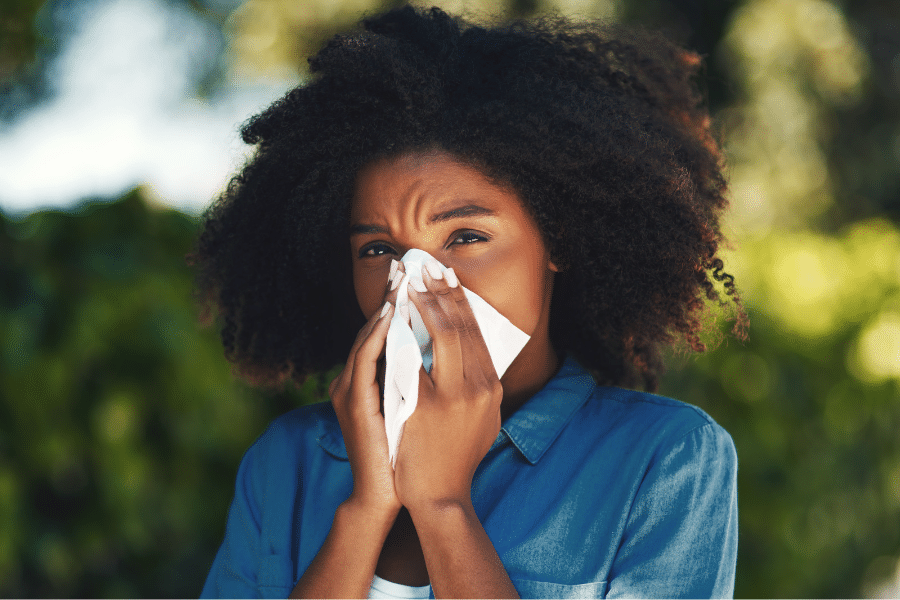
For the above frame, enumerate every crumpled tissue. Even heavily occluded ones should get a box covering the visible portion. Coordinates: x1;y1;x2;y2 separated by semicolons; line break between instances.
383;249;530;467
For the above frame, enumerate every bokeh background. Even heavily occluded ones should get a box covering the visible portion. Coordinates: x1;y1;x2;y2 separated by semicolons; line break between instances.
2;0;899;596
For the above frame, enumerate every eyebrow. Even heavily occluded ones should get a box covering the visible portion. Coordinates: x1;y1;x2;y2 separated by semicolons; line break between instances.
349;204;496;236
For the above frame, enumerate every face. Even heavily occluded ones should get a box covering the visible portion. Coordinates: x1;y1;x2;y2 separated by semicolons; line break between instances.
350;149;558;341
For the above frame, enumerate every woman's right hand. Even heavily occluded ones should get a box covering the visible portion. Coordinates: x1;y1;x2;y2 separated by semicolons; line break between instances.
328;260;405;516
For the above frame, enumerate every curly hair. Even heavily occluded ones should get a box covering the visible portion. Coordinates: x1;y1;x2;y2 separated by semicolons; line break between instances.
189;5;747;392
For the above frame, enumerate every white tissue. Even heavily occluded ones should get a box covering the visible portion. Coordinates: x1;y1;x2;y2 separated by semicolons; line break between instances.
383;249;531;467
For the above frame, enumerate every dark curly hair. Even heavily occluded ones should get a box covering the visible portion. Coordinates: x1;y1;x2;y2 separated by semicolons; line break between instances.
189;5;747;392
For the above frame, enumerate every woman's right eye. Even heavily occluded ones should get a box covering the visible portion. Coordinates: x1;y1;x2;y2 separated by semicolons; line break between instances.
359;244;395;258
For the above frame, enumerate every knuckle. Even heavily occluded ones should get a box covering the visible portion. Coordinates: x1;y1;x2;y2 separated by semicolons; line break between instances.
471;377;501;404
476;387;495;404
447;312;466;330
421;293;440;309
461;320;481;338
435;313;456;334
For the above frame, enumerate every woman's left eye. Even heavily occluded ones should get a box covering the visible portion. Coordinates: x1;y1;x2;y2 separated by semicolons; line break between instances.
449;231;488;246
359;231;489;258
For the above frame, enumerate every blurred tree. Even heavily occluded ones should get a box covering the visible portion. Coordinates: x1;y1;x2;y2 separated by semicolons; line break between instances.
660;219;900;597
0;0;46;80
0;0;51;121
0;190;335;596
825;1;900;225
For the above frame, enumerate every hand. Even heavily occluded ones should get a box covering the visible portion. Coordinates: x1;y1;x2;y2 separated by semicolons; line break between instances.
393;264;504;512
329;261;405;515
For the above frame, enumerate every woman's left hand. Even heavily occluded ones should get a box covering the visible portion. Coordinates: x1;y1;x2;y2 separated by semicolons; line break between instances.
393;265;504;512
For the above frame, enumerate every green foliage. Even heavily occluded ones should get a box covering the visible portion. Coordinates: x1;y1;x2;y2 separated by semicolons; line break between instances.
0;190;333;597
0;0;47;80
659;223;900;598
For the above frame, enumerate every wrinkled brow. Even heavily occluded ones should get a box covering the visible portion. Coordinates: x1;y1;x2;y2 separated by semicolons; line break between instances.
349;204;496;236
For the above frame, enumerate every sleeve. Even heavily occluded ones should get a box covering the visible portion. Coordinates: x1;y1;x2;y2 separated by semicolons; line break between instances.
606;422;738;599
200;423;283;599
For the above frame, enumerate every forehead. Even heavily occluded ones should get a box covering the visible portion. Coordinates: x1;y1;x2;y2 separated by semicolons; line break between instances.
351;150;521;219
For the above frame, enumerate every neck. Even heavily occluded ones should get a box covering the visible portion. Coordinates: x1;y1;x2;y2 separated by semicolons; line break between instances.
499;337;560;423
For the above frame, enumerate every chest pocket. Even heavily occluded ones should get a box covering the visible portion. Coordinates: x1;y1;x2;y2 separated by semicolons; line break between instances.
511;578;608;599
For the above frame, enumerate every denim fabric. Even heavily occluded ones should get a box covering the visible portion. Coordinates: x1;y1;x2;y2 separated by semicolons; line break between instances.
201;355;738;599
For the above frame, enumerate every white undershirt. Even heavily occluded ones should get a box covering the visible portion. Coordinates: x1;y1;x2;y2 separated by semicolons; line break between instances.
368;574;431;599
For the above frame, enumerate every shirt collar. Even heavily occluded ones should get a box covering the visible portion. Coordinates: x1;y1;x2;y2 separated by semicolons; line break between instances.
316;354;596;464
499;354;596;465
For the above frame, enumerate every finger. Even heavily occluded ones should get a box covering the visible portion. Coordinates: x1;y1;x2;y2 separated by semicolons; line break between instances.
421;263;467;330
349;301;394;413
435;267;498;384
382;260;406;308
338;260;405;406
341;295;395;395
407;268;464;387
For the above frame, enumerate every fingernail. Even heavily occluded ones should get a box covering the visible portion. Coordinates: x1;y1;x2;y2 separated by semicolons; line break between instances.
389;259;399;282
408;277;427;293
380;301;392;318
390;272;403;291
424;258;443;280
444;268;459;288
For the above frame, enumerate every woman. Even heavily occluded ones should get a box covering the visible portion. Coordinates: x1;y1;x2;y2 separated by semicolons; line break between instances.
193;5;747;598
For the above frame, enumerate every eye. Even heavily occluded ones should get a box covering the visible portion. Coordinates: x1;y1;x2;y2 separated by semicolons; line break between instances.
449;231;489;246
359;231;490;258
359;244;391;258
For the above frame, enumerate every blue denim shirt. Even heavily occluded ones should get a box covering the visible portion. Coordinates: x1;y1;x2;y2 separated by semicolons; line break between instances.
201;356;738;599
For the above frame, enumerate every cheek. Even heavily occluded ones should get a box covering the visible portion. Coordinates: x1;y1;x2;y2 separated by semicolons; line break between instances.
462;246;545;334
497;263;544;333
353;263;388;319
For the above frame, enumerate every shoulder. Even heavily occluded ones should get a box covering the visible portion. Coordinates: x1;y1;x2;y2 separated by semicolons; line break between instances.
269;399;339;436
590;386;727;434
242;400;340;465
571;385;736;466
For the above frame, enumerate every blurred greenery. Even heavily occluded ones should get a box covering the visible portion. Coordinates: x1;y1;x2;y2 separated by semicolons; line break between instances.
1;192;338;596
2;0;900;597
0;0;46;80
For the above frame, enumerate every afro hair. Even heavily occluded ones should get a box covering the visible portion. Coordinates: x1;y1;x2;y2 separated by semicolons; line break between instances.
190;5;747;392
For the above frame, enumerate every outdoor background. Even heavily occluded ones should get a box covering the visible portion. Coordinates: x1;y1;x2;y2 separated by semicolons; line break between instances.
2;0;899;596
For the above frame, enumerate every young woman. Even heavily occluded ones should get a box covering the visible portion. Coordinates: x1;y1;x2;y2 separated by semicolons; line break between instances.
193;5;747;598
